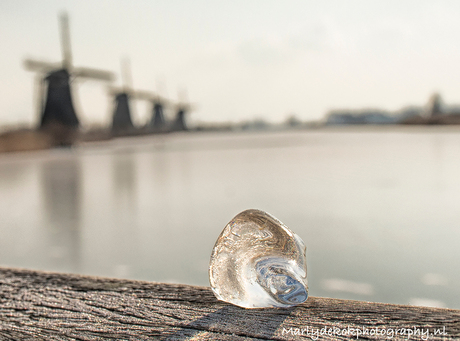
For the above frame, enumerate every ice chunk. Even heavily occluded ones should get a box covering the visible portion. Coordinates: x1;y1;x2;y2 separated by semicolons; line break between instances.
209;209;308;308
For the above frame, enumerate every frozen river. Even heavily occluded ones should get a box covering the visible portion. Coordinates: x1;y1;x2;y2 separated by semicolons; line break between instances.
0;127;459;309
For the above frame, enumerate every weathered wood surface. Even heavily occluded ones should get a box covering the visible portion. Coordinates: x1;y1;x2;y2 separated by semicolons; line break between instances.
0;268;458;340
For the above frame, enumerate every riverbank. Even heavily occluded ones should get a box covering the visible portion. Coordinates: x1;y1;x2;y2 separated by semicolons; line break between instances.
4;123;460;154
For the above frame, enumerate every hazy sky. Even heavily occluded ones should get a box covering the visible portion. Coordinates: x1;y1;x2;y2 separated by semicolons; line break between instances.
2;0;460;128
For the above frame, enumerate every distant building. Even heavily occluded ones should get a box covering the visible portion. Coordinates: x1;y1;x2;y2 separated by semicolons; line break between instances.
446;105;460;115
325;109;398;125
285;115;302;128
400;93;460;125
396;106;423;120
240;118;269;130
324;93;460;126
426;93;443;117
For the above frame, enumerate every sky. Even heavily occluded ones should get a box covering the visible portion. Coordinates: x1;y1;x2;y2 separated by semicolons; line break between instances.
2;0;460;129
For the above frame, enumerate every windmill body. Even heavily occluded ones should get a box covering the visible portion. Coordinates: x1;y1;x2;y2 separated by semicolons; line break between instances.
171;108;187;131
151;103;165;129
111;93;134;134
170;91;194;132
169;88;195;132
147;96;169;132
135;90;169;132
41;69;79;128
148;80;169;132
427;93;443;117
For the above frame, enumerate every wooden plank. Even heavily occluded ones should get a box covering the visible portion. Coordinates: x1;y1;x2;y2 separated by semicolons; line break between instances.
0;267;458;340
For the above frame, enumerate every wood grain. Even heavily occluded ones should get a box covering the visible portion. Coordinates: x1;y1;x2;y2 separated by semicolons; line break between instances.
0;267;458;340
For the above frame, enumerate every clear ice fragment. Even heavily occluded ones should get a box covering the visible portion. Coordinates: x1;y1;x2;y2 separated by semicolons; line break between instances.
209;209;308;308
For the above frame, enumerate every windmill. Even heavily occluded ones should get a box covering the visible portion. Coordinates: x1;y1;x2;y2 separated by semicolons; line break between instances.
110;59;136;135
170;89;194;132
150;95;168;131
24;12;114;145
147;79;169;132
132;90;170;132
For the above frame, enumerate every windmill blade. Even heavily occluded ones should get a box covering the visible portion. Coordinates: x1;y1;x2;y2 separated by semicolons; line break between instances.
155;76;168;98
73;67;115;81
129;89;154;101
154;77;170;104
24;59;61;73
177;87;188;104
60;12;72;70
108;86;170;105
121;58;133;91
175;87;196;111
107;86;124;96
33;74;46;124
154;94;170;105
176;102;196;112
130;89;157;101
132;90;171;105
174;99;197;112
107;86;135;98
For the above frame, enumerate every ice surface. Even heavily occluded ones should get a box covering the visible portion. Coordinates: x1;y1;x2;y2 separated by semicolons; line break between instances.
209;209;308;308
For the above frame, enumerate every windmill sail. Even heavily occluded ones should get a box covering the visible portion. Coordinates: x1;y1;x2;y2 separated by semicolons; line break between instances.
60;12;72;70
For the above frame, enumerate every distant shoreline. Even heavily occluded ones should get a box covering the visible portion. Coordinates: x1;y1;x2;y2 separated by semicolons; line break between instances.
2;124;460;155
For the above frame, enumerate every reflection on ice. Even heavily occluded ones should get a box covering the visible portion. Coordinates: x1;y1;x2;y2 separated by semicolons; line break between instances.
41;158;81;272
421;273;448;286
114;264;131;278
409;298;446;308
322;278;374;296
